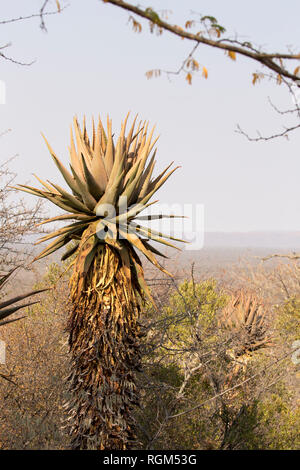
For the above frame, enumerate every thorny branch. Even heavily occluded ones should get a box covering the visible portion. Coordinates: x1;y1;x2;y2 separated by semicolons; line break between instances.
0;152;46;270
169;347;297;420
0;0;67;65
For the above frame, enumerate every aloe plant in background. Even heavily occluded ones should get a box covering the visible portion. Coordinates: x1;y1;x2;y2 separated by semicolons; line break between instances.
15;114;184;449
220;292;272;357
0;268;47;382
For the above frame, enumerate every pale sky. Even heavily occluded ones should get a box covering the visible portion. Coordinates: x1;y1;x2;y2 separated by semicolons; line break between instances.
1;0;300;232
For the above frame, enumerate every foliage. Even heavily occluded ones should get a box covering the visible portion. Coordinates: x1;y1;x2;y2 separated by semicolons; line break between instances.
252;386;300;450
136;278;300;450
276;296;300;342
0;262;70;449
161;279;228;351
0;262;299;449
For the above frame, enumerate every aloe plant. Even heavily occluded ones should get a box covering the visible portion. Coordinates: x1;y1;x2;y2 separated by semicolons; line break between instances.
220;292;272;356
16;114;184;449
0;268;47;381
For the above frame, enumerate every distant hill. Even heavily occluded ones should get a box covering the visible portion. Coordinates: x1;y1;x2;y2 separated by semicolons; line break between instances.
203;231;300;249
24;230;300;250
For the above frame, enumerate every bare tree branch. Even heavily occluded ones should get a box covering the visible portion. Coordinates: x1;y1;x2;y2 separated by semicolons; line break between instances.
0;1;67;65
236;122;300;141
0;149;46;270
262;253;300;261
0;4;66;27
168;347;297;420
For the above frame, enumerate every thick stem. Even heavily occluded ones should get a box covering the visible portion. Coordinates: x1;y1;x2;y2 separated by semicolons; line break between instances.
65;245;142;449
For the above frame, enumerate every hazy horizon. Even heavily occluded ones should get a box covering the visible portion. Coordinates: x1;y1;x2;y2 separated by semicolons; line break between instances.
23;229;300;250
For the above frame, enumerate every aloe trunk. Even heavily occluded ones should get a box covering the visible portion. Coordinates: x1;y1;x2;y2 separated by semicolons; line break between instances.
66;245;143;449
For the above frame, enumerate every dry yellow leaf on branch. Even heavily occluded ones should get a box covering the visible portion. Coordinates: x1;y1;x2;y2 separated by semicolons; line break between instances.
294;66;300;76
186;73;192;85
252;72;264;85
186;58;199;71
55;0;61;12
192;59;199;71
202;66;208;79
277;74;282;85
210;27;221;38
185;20;195;29
145;69;161;80
252;73;259;85
129;16;142;33
227;50;236;61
